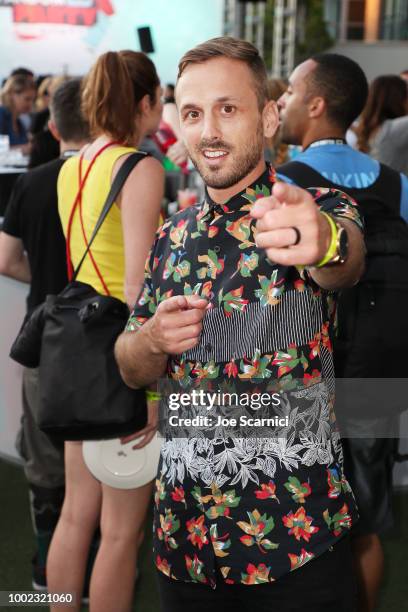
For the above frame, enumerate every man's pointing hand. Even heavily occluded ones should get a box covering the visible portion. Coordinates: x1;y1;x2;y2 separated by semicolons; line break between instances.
147;294;208;356
251;182;331;266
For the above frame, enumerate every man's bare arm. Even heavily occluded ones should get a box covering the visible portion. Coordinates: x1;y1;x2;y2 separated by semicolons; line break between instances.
115;294;208;389
115;319;168;389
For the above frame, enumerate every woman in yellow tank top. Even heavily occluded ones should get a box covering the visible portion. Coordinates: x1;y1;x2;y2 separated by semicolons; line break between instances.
47;51;164;612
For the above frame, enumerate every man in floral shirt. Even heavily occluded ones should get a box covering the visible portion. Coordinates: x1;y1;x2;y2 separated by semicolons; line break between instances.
115;37;365;611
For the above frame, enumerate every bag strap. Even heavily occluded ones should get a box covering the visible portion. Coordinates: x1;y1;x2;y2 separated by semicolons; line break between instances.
76;156;111;294
277;161;333;188
66;141;119;280
72;151;148;281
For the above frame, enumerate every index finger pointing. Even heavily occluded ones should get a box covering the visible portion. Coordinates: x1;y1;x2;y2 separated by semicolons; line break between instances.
159;294;208;313
272;181;314;207
183;295;209;310
158;295;189;312
250;195;282;219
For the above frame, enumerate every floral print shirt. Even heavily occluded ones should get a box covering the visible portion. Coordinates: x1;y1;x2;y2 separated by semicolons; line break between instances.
127;164;363;587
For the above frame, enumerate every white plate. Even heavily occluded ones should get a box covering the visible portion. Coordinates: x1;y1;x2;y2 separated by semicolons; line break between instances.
83;434;162;489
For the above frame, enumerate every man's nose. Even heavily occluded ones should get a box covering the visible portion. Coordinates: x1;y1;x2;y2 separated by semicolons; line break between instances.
201;114;222;141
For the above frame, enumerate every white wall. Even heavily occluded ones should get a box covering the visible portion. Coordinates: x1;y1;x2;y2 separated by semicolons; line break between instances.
0;0;224;83
0;276;26;462
330;41;408;81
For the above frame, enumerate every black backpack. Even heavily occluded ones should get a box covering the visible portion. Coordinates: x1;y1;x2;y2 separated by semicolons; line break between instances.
278;161;408;396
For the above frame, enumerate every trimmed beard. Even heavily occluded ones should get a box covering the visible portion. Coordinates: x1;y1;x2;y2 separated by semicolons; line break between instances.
189;121;264;189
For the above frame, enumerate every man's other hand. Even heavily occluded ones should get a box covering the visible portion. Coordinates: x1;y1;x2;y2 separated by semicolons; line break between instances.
147;294;208;356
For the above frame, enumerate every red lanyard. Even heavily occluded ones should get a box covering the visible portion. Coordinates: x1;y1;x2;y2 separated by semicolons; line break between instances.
66;141;119;292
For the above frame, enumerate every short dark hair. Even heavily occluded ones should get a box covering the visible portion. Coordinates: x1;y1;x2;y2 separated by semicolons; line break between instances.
50;78;89;142
306;53;368;130
177;36;268;109
10;67;34;79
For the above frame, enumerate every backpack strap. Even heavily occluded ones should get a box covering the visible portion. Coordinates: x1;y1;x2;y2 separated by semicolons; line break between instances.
372;163;402;215
279;160;403;214
278;161;334;189
73;151;148;280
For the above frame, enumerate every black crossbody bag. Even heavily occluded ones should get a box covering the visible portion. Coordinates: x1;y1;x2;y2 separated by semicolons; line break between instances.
10;152;148;440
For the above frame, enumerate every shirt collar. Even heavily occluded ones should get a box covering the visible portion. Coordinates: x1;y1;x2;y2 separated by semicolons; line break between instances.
201;163;277;220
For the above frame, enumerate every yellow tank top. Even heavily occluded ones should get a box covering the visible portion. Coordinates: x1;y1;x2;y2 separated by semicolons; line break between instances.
58;146;135;301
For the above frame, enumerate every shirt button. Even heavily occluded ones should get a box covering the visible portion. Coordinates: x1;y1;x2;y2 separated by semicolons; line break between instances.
213;245;221;253
205;343;212;352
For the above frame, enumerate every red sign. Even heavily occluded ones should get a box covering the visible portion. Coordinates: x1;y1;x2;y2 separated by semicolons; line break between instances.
0;1;114;26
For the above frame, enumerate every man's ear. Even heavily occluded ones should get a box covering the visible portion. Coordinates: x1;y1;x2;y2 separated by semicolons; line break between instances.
48;119;61;142
263;100;280;139
308;96;325;119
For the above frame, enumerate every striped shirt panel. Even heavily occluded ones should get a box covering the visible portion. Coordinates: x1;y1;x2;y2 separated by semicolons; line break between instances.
184;289;323;362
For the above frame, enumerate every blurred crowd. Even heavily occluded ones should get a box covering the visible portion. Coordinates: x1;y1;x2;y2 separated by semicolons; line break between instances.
0;69;194;199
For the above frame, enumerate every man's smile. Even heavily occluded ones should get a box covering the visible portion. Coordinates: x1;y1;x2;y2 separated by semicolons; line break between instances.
202;150;228;158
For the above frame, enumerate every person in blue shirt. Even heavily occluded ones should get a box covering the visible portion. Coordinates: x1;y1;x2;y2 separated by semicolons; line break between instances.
276;56;408;222
0;74;36;149
277;53;408;612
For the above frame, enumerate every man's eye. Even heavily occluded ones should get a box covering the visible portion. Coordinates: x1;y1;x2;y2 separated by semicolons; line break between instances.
186;110;200;120
222;105;234;114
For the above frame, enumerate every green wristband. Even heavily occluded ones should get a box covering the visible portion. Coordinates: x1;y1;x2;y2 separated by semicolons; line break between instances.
146;390;161;401
314;212;338;268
